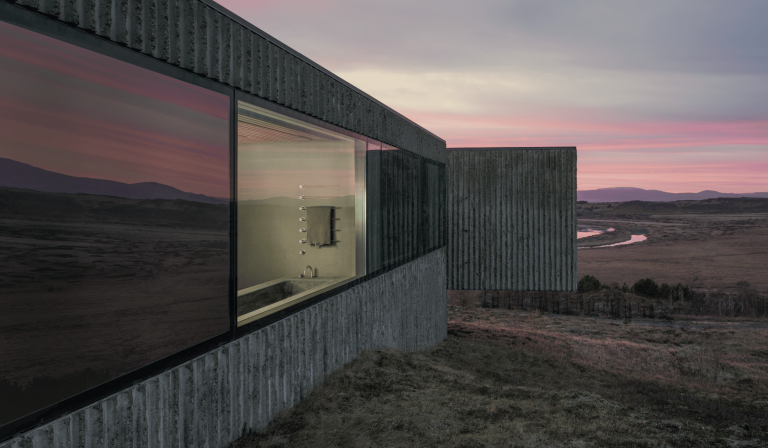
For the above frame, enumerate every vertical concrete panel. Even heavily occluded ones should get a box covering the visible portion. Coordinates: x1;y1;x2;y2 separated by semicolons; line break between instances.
152;0;166;61
319;73;328;123
138;0;151;54
331;298;340;372
166;0;178;65
52;417;70;448
447;149;575;292
257;330;268;431
240;29;250;92
296;313;305;402
287;55;296;108
291;315;299;408
192;0;203;75
32;425;53;448
324;300;333;380
220;346;232;445
217;18;229;83
279;320;288;413
273;47;283;105
255;36;266;98
131;384;146;448
192;357;206;448
177;0;191;70
125;0;138;50
239;337;251;436
270;324;280;423
230;341;241;444
178;364;194;448
101;400;114;448
245;33;256;95
342;293;350;365
109;0;126;44
352;288;360;357
76;0;94;32
144;378;158;448
266;43;276;102
245;334;256;432
93;0;108;36
228;24;239;89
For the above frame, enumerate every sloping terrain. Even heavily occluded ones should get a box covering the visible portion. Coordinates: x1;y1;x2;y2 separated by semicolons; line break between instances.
230;308;768;448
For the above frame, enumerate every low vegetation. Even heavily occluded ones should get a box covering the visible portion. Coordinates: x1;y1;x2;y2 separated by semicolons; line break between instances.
230;305;768;447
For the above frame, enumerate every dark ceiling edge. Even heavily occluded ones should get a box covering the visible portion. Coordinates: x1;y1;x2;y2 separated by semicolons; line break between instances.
199;0;445;145
447;147;577;151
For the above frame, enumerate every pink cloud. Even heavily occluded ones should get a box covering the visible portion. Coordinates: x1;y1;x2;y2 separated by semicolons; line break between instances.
0;23;229;120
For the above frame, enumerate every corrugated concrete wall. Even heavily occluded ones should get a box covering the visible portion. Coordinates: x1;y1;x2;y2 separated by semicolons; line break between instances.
1;249;447;448
3;0;445;163
447;148;577;291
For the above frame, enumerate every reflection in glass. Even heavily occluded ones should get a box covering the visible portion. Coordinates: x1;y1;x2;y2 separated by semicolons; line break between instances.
237;102;365;325
0;21;230;426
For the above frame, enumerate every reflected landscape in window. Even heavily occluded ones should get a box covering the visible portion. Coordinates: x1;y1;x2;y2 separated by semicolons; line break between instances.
0;21;230;426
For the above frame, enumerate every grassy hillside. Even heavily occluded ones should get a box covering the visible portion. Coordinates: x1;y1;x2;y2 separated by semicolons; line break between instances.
578;197;768;218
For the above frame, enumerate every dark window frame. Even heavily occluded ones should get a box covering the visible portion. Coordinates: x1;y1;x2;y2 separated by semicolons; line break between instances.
0;3;236;440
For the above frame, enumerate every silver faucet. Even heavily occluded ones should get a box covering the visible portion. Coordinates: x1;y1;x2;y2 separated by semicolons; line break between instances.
301;265;314;278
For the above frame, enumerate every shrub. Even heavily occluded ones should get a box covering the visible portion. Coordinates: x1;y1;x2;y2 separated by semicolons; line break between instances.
659;282;672;299
633;278;660;298
672;283;692;301
578;275;601;293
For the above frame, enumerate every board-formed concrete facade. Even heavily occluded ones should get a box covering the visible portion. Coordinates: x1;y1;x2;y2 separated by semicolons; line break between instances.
5;0;444;163
0;0;447;443
0;250;446;448
447;148;577;291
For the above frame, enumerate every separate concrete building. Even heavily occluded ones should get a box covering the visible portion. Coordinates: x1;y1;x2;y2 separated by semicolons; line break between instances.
447;147;577;292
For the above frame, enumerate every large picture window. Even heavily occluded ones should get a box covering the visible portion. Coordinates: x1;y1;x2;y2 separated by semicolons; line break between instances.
237;101;366;326
0;21;231;426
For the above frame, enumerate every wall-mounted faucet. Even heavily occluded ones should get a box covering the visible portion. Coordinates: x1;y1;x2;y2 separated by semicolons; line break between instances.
300;265;314;279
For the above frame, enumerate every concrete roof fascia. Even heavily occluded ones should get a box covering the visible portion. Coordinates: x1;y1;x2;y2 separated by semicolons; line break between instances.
198;0;445;144
447;147;576;151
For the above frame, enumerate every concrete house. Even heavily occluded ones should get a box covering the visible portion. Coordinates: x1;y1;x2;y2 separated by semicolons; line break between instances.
0;0;573;445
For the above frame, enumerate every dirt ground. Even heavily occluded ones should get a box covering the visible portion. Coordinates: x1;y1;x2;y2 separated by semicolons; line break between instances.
229;306;768;448
577;200;768;292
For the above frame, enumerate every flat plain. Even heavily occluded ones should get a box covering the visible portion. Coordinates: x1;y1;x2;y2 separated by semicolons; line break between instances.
576;198;768;292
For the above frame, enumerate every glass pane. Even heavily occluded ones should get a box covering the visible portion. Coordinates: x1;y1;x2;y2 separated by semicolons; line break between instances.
427;162;440;250
366;142;382;272
0;21;230;426
237;101;364;325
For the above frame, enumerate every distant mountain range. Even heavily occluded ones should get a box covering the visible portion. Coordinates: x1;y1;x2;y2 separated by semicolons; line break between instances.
577;187;768;203
0;157;228;204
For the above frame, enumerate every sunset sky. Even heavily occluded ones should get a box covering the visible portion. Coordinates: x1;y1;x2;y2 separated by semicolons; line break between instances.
217;0;767;193
0;21;230;198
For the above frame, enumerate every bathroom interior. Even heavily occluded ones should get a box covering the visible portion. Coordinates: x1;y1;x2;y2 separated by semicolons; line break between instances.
237;101;366;326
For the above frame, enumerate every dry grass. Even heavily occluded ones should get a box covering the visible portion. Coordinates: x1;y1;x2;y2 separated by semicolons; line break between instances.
229;307;768;448
445;306;768;399
578;210;768;292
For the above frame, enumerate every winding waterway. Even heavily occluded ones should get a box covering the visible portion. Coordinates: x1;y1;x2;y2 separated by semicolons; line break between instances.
577;226;647;249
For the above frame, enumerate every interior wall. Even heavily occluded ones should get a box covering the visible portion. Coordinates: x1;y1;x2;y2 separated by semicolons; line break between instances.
237;197;356;289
